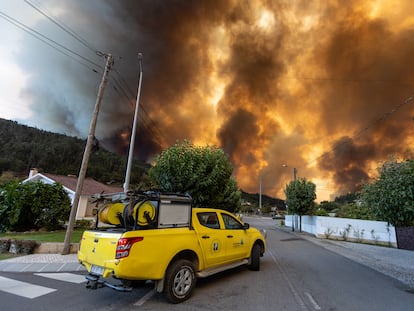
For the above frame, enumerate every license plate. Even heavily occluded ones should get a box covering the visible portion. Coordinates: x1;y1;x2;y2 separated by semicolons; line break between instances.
90;265;104;275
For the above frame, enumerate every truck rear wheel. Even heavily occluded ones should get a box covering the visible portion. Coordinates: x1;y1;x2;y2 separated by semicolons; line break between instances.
164;259;196;303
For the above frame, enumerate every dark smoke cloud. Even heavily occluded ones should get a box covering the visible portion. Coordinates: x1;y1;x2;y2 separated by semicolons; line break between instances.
318;136;374;193
311;4;414;197
13;0;414;200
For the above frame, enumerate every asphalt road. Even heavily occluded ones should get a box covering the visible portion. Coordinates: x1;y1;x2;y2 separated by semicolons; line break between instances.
0;216;413;310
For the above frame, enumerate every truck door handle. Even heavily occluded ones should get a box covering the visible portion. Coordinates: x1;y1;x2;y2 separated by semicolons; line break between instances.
202;235;210;239
227;235;233;238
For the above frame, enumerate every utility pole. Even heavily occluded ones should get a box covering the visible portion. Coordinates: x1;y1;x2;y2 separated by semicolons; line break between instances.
62;53;113;255
124;53;143;193
259;175;262;214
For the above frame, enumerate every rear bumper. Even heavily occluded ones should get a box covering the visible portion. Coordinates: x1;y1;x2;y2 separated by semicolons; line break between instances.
85;274;132;292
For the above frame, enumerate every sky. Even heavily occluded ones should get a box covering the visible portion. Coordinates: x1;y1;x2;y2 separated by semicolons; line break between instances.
1;0;413;202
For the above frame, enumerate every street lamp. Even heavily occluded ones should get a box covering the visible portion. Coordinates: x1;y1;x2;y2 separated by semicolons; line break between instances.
282;164;297;181
124;52;143;193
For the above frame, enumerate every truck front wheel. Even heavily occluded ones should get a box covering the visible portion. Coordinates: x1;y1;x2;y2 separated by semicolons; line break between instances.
248;243;261;271
164;259;196;303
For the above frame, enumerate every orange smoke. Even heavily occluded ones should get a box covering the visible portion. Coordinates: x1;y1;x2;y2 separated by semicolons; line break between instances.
26;1;414;201
119;0;414;201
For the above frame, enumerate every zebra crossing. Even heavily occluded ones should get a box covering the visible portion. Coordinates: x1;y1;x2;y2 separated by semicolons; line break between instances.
0;273;86;299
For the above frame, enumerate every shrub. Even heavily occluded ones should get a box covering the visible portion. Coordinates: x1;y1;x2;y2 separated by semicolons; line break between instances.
0;181;71;231
75;219;93;229
14;240;39;254
361;158;414;227
7;239;39;254
334;203;376;220
0;238;11;253
315;208;329;216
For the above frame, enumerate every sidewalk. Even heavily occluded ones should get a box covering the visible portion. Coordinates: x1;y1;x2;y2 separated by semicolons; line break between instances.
0;253;85;273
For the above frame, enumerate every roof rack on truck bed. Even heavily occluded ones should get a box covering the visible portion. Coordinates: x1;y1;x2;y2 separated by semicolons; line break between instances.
91;190;193;231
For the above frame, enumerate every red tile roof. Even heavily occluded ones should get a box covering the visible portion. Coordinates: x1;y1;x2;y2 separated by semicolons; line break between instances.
43;173;123;195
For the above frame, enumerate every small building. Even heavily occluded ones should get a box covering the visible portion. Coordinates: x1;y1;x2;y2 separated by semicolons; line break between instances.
23;169;123;219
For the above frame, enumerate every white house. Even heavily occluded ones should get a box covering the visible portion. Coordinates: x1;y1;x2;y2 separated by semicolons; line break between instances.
23;169;123;219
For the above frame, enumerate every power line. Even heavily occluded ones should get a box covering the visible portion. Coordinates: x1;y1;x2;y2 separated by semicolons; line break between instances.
108;76;167;148
309;95;414;165
110;67;169;147
0;11;103;72
283;75;414;85
24;0;104;57
1;5;167;151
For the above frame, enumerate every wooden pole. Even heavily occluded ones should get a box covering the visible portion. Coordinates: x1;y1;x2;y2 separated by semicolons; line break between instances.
62;54;113;255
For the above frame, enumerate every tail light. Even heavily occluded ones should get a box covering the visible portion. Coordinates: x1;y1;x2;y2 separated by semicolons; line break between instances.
115;237;144;259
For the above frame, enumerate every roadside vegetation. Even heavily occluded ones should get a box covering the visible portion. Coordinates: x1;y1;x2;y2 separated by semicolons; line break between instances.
0;230;84;243
0;230;85;259
314;157;414;228
284;178;316;231
0;181;71;232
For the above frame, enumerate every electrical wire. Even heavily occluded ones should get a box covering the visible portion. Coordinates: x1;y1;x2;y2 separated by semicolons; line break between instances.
309;95;414;165
24;0;104;57
0;11;102;72
0;9;167;149
109;73;167;148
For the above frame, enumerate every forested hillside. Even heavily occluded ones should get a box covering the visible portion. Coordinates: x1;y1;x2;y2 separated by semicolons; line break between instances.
241;191;286;210
0;118;149;185
0;118;283;204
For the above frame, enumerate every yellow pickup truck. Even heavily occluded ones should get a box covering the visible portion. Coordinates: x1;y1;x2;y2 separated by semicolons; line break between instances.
78;191;266;303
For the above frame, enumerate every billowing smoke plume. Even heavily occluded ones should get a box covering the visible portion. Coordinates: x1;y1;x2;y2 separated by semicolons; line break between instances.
15;0;414;200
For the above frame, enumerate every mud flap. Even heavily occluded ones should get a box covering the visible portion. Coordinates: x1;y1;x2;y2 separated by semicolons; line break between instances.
155;279;164;293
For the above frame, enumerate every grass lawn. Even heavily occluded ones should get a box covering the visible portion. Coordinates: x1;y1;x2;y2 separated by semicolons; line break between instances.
0;229;85;243
0;253;17;260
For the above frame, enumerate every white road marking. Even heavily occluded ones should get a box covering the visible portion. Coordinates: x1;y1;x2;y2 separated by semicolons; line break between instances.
133;289;156;306
35;273;86;284
304;292;321;310
0;276;56;299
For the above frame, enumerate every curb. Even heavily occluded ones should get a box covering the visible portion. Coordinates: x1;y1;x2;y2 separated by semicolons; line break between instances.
34;243;79;254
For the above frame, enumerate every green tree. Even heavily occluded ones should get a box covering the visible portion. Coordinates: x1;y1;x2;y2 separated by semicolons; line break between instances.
319;200;340;212
361;158;414;227
0;181;71;231
284;178;316;231
148;141;241;212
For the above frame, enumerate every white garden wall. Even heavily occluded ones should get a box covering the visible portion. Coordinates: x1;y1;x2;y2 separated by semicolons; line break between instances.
285;215;397;247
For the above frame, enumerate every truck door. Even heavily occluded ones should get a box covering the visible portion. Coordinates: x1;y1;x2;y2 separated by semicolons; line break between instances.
220;213;251;261
195;212;227;267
